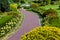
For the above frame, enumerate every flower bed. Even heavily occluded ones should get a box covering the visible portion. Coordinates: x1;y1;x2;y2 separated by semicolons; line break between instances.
20;26;60;40
0;11;24;40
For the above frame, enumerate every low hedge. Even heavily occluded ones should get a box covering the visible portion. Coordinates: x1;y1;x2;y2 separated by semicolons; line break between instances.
21;26;60;40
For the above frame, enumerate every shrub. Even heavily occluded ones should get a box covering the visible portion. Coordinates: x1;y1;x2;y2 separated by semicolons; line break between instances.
0;17;18;37
49;18;60;27
10;3;18;11
43;9;58;18
0;15;13;27
7;11;20;17
42;9;60;27
0;0;10;12
20;26;60;40
30;3;40;9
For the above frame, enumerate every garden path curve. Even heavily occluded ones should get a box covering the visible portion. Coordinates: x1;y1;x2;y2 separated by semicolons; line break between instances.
8;9;40;40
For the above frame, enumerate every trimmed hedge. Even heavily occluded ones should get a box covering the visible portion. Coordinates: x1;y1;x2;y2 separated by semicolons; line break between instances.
21;26;60;40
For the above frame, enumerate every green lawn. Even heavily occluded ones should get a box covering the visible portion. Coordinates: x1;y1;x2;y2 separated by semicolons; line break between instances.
40;5;59;10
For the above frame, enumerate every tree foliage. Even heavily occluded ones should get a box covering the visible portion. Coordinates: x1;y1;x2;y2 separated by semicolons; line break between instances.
0;0;10;12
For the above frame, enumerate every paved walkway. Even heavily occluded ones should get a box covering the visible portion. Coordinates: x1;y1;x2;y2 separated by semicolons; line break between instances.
8;9;40;40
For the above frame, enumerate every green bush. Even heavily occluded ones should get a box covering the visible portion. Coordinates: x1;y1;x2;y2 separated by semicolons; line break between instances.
10;3;18;11
30;3;40;9
49;18;60;27
42;9;60;27
0;15;13;27
43;9;58;18
20;26;60;40
7;11;20;17
0;17;18;37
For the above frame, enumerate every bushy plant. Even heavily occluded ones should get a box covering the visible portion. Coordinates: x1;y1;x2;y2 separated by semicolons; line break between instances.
43;9;57;18
6;11;20;17
0;11;24;39
42;9;60;27
20;26;60;40
0;17;18;37
49;18;60;27
30;3;40;9
10;3;18;11
0;15;13;27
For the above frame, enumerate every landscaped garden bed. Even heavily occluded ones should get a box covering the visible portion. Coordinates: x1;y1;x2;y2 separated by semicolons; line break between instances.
1;0;60;40
0;11;24;40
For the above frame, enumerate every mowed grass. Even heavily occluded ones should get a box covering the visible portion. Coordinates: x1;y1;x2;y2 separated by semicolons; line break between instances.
40;5;59;10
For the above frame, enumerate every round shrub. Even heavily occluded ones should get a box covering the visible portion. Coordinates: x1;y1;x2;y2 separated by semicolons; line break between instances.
10;3;18;11
20;26;60;40
0;0;10;12
43;9;57;18
30;3;40;9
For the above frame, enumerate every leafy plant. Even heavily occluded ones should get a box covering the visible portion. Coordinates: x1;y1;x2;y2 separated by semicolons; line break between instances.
30;3;40;9
21;26;60;40
43;8;57;18
0;15;13;27
0;11;24;39
49;18;60;27
10;3;18;11
42;9;60;27
7;11;20;17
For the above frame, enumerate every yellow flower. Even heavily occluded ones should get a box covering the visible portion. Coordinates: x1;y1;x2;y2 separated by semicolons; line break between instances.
20;26;60;40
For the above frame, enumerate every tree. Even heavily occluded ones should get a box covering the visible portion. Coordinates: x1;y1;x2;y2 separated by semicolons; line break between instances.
0;0;10;12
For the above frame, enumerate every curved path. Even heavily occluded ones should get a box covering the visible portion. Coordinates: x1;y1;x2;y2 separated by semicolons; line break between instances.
8;9;40;40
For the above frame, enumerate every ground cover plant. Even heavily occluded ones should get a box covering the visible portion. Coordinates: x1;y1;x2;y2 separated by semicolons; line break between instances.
20;26;60;40
42;9;60;27
0;11;24;40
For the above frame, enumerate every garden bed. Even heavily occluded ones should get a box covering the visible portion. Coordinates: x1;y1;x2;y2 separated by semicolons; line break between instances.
0;11;24;40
